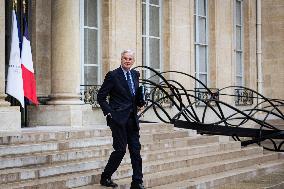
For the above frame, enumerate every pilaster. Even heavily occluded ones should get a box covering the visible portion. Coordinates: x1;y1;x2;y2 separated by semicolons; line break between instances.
0;0;9;106
0;0;21;131
48;0;82;105
28;0;84;127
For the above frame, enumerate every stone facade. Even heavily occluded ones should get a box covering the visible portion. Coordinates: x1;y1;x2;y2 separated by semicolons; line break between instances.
262;0;284;99
0;0;6;104
31;0;52;100
0;0;21;131
0;0;283;130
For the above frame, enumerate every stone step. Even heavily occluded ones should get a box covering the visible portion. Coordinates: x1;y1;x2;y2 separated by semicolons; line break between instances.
139;129;190;143
140;141;241;164
115;153;279;188
60;160;284;189
0;137;233;170
112;146;263;180
150;159;284;189
0;146;266;188
15;150;277;189
217;169;284;189
0;134;219;157
0;137;113;157
0;139;233;184
0;123;174;145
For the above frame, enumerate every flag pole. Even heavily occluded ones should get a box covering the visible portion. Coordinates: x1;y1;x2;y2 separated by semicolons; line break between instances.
13;0;17;10
23;0;26;14
23;0;27;127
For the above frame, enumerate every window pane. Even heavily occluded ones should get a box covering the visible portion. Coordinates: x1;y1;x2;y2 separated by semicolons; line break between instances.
236;26;242;50
194;15;197;41
236;1;241;25
198;17;206;43
199;74;207;86
84;66;98;85
199;46;207;72
84;29;98;65
194;0;196;14
236;76;242;86
149;38;160;69
84;0;97;27
195;45;198;70
142;4;146;35
150;0;159;5
149;5;160;37
236;52;242;75
198;0;206;16
84;29;88;64
142;37;146;66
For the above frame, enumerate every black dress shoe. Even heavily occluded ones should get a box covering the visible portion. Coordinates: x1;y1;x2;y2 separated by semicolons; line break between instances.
130;182;145;189
100;178;118;188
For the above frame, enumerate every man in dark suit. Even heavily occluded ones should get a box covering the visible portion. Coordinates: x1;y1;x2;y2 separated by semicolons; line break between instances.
97;50;145;189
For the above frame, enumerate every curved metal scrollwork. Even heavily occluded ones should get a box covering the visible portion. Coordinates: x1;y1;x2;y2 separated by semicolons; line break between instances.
80;85;101;108
134;66;284;152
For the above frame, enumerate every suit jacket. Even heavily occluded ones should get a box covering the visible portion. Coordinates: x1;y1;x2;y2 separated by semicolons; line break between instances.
97;67;140;128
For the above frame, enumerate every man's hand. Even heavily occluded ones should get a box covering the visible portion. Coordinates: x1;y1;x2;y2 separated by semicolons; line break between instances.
107;113;112;118
137;106;145;115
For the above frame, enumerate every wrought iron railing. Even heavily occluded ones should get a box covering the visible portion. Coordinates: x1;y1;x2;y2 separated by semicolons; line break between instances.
80;67;284;151
195;88;219;107
80;85;101;108
234;88;254;106
133;66;284;152
80;84;172;109
144;86;173;107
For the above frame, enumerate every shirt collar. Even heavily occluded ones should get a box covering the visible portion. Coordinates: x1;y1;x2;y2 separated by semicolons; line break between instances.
121;66;131;75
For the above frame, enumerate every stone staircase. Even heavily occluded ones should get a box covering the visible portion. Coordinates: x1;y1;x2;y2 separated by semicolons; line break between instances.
0;123;283;189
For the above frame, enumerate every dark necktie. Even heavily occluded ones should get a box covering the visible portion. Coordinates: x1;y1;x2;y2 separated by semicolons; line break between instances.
126;71;135;96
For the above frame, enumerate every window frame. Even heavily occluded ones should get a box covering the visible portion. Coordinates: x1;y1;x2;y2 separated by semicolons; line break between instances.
142;0;163;81
80;0;101;85
234;0;244;86
194;0;209;88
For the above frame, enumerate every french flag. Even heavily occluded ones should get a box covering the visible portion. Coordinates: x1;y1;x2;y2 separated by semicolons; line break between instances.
21;19;39;105
6;10;25;107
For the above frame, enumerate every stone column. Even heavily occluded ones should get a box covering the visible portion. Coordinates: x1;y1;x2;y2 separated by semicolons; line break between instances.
0;0;21;131
28;0;83;127
0;0;9;106
48;0;82;105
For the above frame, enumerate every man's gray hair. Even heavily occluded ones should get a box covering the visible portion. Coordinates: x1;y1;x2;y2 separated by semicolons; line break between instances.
121;49;135;57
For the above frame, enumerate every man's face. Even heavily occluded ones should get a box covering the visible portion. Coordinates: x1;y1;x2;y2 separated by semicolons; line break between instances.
121;52;135;71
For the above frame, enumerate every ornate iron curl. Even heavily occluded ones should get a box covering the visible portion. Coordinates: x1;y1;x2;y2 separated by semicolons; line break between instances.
80;85;101;108
134;66;284;152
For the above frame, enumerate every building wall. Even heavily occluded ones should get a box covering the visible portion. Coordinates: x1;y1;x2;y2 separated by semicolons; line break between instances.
102;0;142;76
243;0;257;90
168;0;193;90
31;0;52;101
262;0;284;99
1;0;283;129
26;0;278;102
0;0;5;96
0;0;21;130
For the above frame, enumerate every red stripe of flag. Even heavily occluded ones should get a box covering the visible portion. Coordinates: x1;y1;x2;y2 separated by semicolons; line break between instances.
21;65;39;105
21;18;39;105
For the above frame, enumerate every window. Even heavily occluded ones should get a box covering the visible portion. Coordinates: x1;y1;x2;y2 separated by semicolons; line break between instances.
194;0;208;88
142;0;162;83
80;0;100;85
235;0;243;86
